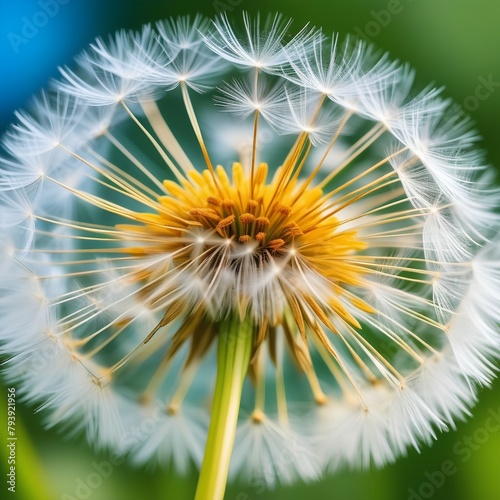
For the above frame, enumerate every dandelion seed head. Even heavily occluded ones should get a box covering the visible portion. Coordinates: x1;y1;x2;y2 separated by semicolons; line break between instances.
1;11;500;487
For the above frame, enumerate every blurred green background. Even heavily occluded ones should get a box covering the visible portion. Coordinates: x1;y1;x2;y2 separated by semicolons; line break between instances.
1;1;500;499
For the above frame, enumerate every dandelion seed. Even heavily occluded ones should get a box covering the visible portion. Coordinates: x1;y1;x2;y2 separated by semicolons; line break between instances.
1;12;500;500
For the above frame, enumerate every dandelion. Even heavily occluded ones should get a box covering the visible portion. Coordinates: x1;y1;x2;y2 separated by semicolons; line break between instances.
1;12;500;500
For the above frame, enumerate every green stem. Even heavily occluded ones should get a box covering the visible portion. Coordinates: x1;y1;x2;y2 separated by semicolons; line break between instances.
194;319;253;500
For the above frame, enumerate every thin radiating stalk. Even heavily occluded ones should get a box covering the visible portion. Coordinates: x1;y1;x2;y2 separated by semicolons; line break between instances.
194;319;253;500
